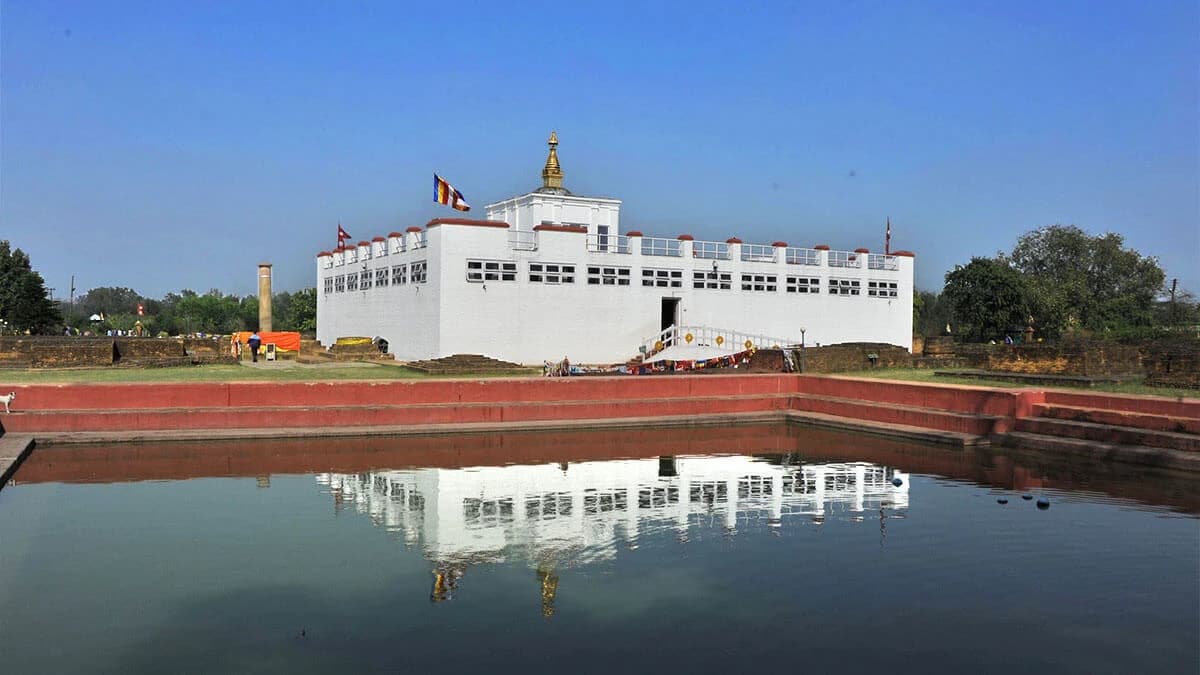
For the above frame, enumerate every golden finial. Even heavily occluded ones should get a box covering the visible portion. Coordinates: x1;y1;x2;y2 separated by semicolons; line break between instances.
542;130;563;189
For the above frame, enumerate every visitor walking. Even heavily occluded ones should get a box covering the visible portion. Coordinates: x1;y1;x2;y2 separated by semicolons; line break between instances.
248;332;262;363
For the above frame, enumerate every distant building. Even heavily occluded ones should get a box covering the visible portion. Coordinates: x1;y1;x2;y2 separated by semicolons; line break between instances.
316;133;915;364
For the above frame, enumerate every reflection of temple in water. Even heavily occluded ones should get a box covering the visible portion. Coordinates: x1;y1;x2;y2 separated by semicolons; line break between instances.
316;455;908;613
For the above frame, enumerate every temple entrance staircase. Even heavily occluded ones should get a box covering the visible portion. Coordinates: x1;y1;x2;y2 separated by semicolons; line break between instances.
637;325;797;363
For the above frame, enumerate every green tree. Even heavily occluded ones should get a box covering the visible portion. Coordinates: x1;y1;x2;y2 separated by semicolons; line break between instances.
1011;225;1165;334
278;287;317;333
914;290;953;337
943;257;1033;342
0;240;62;334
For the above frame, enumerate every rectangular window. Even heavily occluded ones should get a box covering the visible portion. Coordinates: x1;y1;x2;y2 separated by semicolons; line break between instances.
376;242;388;258
411;260;428;284
392;264;407;286
375;268;389;288
641;267;684;288
786;276;820;293
868;280;898;298
346;272;359;292
324;277;334;294
467;259;518;282
529;262;576;284
829;278;861;296
334;275;345;293
360;270;372;290
587;265;631;286
391;238;406;254
693;269;732;289
740;273;778;292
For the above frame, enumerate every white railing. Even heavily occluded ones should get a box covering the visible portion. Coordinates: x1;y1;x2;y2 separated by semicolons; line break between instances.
639;324;798;357
508;230;538;251
741;244;777;263
587;233;631;254
411;232;428;250
692;240;731;260
641;236;682;257
827;250;861;268
868;254;898;271
786;247;820;266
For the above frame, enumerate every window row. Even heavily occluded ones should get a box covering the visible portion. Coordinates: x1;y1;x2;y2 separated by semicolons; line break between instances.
466;259;518;282
324;261;427;293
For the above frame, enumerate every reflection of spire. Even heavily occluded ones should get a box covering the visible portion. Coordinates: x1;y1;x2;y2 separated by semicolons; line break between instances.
536;563;559;617
430;566;464;603
542;131;564;190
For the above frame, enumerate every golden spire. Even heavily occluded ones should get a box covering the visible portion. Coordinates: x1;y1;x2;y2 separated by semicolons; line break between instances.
542;130;564;190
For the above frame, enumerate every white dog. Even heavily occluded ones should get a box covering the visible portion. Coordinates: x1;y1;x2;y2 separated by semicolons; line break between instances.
0;391;14;414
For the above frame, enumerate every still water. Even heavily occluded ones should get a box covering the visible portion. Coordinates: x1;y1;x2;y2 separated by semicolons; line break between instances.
1;425;1197;674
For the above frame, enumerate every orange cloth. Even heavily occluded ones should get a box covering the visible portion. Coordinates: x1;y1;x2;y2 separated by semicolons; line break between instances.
233;331;301;352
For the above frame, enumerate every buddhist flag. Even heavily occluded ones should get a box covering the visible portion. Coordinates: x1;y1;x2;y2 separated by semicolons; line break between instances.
434;174;471;212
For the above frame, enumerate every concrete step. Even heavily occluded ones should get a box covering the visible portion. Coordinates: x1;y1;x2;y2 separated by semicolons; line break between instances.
0;393;796;433
1014;417;1200;453
999;431;1200;472
1033;403;1200;435
1042;391;1200;420
790;393;1006;436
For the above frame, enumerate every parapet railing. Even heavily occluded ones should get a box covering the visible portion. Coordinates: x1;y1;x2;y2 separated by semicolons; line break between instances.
509;230;538;251
868;254;899;270
641;236;683;257
827;250;861;268
586;234;631;254
741;244;777;263
693;240;731;260
785;247;821;266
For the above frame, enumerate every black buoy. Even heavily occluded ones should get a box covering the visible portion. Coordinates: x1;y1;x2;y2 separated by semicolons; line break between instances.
1022;494;1033;500
1036;497;1050;509
997;497;1008;504
891;477;903;487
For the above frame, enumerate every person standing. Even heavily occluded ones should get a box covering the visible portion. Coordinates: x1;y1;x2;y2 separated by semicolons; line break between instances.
248;332;262;363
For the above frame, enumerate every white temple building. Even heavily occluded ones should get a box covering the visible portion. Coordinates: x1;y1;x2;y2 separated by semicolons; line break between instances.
316;133;915;364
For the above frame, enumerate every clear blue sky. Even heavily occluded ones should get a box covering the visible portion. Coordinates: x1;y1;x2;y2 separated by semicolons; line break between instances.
2;1;1197;299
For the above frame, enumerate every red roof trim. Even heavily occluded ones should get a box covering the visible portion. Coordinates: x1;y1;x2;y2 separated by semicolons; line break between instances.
677;234;694;241
388;232;405;238
317;251;332;258
891;250;916;257
854;247;870;254
357;241;370;247
372;236;386;242
533;223;587;233
726;237;743;244
772;241;787;247
626;230;643;237
425;218;509;229
813;244;830;250
406;226;424;233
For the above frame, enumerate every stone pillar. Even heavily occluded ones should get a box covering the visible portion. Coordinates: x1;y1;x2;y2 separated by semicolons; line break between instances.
258;263;273;331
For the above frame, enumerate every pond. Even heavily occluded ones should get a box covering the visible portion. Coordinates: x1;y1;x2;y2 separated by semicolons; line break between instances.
1;425;1197;673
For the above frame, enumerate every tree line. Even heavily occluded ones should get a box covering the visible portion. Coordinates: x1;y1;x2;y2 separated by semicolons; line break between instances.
914;225;1198;342
1;239;315;336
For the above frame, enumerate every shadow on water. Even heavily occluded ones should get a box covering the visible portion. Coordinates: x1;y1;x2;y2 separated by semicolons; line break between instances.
16;424;1200;515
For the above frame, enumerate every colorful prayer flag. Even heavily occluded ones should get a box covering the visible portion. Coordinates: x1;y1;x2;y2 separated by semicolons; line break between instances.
434;174;471;212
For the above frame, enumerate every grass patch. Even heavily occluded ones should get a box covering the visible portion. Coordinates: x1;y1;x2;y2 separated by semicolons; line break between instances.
841;368;1199;400
0;362;540;384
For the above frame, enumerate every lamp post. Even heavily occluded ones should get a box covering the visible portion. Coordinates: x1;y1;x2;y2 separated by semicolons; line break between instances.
799;326;807;373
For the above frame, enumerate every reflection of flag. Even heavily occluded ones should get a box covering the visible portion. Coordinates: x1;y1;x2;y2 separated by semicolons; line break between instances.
434;174;471;212
885;217;891;254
